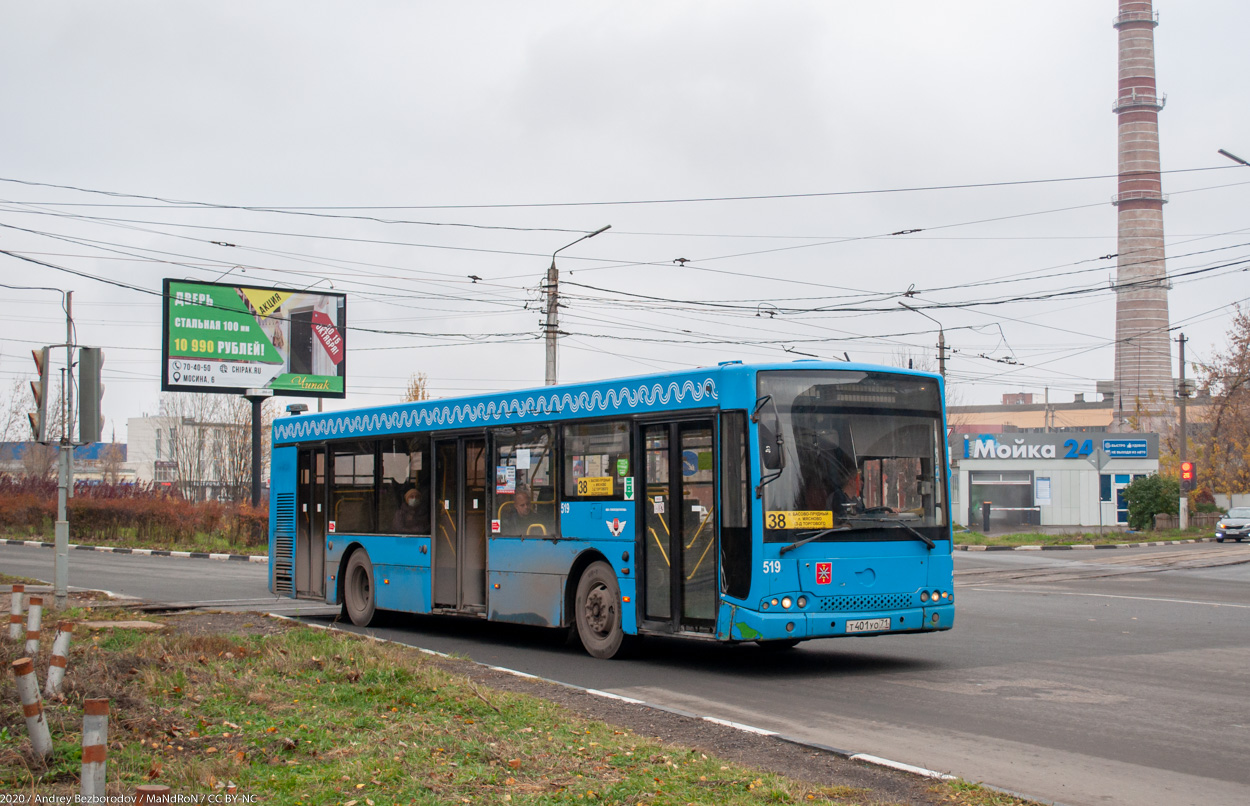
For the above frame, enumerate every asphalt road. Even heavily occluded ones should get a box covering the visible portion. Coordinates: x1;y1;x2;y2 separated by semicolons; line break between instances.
4;540;1249;806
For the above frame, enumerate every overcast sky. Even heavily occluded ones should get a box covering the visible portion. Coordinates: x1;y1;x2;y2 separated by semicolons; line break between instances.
2;1;1248;442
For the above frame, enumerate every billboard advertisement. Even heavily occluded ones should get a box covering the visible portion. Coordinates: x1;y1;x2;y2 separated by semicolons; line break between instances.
161;279;346;398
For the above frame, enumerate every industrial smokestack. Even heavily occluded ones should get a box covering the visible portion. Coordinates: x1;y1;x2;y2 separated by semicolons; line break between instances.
1112;0;1173;428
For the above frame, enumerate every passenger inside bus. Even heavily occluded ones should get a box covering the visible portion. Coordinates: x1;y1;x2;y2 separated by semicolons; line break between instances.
498;485;551;535
390;484;429;534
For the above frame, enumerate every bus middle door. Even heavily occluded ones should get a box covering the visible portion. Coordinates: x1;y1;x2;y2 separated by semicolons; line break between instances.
640;419;717;634
433;437;488;613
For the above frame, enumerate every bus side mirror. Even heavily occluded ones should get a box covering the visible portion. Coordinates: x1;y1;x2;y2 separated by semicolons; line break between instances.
758;419;784;471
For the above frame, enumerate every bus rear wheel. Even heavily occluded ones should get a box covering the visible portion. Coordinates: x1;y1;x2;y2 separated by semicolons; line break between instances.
343;550;377;627
575;561;626;659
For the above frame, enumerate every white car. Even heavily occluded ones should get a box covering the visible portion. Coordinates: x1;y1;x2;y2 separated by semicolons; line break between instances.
1215;507;1250;542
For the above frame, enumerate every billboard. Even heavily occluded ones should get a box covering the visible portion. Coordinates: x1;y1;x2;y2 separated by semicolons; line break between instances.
161;279;346;398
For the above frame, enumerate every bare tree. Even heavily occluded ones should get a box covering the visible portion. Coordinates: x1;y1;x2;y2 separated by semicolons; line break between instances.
21;443;57;479
0;376;30;443
403;372;431;402
98;443;126;485
160;392;272;502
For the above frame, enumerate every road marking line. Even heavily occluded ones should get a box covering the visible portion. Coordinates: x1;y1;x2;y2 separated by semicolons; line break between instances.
963;588;1250;609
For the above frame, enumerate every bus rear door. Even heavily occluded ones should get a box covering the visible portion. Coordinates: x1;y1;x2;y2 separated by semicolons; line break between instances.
295;447;326;598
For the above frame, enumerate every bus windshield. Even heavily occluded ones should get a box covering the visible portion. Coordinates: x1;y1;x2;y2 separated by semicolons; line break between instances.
757;370;947;543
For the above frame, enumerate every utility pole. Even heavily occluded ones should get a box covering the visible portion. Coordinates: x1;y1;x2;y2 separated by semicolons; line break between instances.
54;291;74;608
1177;332;1189;529
900;302;946;379
543;225;610;385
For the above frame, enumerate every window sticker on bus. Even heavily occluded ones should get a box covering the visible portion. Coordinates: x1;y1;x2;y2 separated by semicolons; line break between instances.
328;520;336;533
496;465;516;494
653;500;664;514
624;476;634;500
765;511;832;530
516;448;531;470
577;477;614;496
616;458;629;477
491;519;501;534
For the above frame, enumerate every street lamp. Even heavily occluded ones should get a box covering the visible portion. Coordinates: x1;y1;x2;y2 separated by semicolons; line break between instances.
899;302;947;378
544;225;611;385
1218;148;1250;167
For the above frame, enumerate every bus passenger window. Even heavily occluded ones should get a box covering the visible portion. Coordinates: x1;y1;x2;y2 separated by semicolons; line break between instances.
378;436;431;535
491;427;556;536
331;441;377;533
563;421;631;501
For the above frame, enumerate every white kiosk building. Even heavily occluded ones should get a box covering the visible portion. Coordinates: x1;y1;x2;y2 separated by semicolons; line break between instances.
952;432;1159;531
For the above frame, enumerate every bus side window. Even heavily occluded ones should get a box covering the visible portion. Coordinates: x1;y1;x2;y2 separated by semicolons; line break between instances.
379;435;431;535
563;421;631;501
331;441;377;533
491;426;557;536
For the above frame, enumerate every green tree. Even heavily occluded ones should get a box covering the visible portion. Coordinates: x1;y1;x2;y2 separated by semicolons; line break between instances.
1191;307;1250;497
1122;474;1179;530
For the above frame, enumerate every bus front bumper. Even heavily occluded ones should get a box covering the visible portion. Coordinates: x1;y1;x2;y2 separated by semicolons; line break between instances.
723;603;954;642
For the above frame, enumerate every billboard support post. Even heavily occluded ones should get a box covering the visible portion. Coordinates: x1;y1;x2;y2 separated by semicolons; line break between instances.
245;389;273;508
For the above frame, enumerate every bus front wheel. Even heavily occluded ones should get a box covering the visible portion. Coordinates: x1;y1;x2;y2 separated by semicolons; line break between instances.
575;562;626;659
343;550;377;627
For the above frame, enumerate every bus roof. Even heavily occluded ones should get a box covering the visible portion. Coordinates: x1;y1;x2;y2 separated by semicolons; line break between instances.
271;359;942;445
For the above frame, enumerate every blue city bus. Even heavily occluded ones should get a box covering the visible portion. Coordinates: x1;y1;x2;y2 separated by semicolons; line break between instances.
268;360;954;658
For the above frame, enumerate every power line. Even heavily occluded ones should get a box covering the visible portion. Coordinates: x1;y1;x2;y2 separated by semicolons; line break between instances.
0;164;1237;211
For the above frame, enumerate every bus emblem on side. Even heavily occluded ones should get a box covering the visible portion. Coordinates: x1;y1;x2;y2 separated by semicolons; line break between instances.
816;562;832;585
606;518;627;537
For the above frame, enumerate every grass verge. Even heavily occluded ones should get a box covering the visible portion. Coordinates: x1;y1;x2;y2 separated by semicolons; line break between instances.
1;574;44;587
955;527;1215;547
0;529;266;556
2;607;1042;806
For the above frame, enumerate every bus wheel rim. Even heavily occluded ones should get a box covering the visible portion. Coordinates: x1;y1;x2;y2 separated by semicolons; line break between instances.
585;583;611;635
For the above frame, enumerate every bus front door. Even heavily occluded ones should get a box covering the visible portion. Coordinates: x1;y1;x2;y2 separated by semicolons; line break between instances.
433;437;488;612
641;420;717;633
295;447;326;598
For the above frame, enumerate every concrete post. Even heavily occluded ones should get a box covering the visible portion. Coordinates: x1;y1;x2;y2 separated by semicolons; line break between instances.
11;658;53;759
8;583;23;641
134;785;171;805
45;622;75;697
81;698;109;799
25;595;43;656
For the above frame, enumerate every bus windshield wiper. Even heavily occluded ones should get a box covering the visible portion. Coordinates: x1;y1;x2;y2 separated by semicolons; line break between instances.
841;516;936;549
778;526;852;555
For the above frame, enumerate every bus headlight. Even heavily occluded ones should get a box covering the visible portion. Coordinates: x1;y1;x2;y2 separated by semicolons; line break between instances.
797;596;807;609
782;597;792;609
920;591;930;602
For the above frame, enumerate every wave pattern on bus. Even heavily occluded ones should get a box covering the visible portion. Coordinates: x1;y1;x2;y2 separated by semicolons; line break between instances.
274;378;718;441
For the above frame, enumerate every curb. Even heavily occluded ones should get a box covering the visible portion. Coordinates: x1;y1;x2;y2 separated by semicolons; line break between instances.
955;537;1217;551
3;538;266;563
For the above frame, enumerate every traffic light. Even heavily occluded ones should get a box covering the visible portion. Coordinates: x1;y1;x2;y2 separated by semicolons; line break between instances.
78;347;105;444
1180;461;1196;491
28;347;51;443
